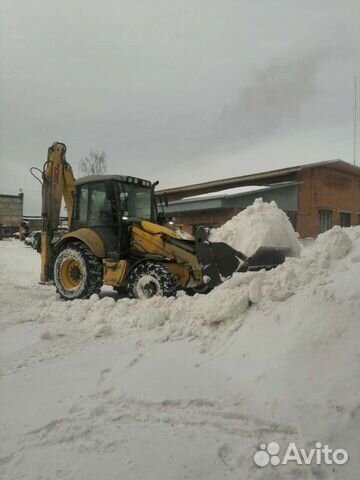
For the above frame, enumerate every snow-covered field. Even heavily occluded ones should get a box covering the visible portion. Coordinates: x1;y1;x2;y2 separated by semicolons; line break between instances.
1;214;360;479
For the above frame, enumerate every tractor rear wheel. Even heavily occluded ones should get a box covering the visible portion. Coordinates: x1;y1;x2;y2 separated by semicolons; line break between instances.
127;262;177;299
54;242;103;300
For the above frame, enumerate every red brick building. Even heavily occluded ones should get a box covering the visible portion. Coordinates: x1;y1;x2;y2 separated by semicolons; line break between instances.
156;160;360;237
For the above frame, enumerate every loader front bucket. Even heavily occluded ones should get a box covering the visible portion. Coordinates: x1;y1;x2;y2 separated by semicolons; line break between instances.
240;246;287;272
194;226;286;289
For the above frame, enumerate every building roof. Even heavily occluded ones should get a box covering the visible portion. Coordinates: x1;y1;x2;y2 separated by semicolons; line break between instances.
0;193;23;199
165;181;299;213
156;159;360;200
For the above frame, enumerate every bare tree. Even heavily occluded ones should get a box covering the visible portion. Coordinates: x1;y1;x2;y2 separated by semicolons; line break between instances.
78;149;108;176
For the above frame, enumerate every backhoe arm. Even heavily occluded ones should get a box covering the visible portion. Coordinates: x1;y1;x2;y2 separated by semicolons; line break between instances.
40;142;75;282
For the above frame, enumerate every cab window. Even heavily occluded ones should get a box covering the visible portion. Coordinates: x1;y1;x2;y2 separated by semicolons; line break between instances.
117;182;152;220
89;183;114;225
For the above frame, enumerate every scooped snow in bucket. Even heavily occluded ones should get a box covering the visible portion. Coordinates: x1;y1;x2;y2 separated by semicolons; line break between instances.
210;198;301;258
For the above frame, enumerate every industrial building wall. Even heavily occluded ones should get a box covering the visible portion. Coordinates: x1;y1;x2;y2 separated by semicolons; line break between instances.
173;208;240;235
174;207;297;235
0;194;24;237
169;166;360;238
297;167;360;237
26;218;42;231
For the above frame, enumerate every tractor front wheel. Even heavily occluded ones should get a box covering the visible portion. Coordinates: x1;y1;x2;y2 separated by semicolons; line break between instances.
127;262;177;299
54;242;103;300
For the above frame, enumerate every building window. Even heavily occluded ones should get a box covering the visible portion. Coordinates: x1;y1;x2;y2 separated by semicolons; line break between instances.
340;212;351;228
319;210;332;233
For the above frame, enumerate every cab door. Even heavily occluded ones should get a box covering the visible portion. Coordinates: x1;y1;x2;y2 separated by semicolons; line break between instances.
88;181;119;257
72;181;120;258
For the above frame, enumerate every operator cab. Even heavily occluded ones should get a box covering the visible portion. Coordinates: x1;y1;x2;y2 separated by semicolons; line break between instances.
71;175;155;258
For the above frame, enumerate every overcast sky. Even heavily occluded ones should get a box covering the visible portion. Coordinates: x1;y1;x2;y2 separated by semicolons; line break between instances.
1;0;359;215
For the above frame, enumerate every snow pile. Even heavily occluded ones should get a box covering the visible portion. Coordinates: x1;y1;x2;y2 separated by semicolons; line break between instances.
126;225;356;341
308;225;352;259
32;281;250;346
2;207;358;350
27;224;359;351
210;198;301;257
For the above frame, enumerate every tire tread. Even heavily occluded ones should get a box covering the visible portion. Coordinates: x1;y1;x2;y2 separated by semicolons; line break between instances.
54;241;103;300
127;262;177;299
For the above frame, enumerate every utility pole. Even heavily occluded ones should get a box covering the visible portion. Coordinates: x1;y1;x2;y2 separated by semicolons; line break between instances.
354;76;358;165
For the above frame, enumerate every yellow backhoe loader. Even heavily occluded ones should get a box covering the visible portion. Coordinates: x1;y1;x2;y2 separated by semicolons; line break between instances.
31;142;287;300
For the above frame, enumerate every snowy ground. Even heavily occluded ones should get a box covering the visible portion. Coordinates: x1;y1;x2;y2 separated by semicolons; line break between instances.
1;225;360;479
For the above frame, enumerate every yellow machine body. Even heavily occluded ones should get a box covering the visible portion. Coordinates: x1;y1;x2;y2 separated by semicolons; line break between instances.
57;228;106;258
38;143;203;292
52;220;200;289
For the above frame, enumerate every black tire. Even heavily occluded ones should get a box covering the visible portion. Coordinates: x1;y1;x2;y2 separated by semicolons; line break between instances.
127;262;177;299
54;242;103;300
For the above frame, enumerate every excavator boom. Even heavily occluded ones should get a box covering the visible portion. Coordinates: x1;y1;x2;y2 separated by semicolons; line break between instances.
40;142;75;282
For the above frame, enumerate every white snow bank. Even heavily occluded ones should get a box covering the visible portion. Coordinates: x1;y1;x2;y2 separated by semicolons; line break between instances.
24;223;360;352
1;213;358;352
210;198;301;257
311;225;352;259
